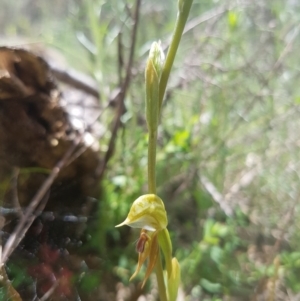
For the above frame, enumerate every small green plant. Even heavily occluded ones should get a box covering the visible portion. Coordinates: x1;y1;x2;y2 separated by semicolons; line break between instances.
116;1;193;300
281;251;300;292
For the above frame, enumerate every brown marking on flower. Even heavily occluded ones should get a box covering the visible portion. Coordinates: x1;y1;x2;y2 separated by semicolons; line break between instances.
136;230;149;253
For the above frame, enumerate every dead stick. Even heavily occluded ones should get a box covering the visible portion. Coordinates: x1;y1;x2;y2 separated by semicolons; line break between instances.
98;0;141;178
1;136;81;263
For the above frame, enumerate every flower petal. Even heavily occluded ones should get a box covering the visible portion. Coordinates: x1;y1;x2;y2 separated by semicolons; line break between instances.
116;194;168;231
142;232;159;287
130;240;150;281
130;229;152;281
167;258;181;301
158;228;173;276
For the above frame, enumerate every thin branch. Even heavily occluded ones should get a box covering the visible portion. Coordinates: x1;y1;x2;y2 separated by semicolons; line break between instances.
39;282;58;301
97;0;141;178
1;136;81;264
122;0;141;95
117;32;124;86
50;64;100;100
183;4;229;35
4;191;50;264
200;175;233;216
201;23;300;165
11;168;23;218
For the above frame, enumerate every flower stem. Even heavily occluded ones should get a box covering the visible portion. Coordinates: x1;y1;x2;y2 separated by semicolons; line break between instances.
158;0;194;111
148;2;194;300
148;130;157;194
155;251;168;301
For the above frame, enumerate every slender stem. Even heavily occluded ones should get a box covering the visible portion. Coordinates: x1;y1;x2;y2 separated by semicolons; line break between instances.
159;0;194;110
155;251;168;301
148;130;157;194
147;2;194;301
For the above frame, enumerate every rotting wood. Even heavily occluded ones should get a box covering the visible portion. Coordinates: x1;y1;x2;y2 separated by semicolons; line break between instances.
0;47;102;301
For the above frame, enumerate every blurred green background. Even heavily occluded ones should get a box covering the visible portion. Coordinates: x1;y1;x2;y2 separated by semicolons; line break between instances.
1;0;300;300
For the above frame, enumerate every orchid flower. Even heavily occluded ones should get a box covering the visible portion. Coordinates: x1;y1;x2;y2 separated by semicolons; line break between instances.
116;194;167;231
116;194;180;301
116;2;193;299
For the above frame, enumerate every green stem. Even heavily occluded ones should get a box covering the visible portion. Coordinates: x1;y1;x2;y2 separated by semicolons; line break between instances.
159;0;194;110
155;251;168;301
148;130;157;194
146;3;193;301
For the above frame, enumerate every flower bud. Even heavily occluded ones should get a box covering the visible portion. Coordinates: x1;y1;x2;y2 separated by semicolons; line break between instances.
148;41;165;79
145;42;165;132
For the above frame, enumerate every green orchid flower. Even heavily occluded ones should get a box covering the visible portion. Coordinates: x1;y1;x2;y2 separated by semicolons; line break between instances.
116;194;180;301
116;194;167;231
116;2;193;300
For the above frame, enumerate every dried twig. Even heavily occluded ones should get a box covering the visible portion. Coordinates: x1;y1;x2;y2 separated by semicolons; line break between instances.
200;174;233;216
39;282;59;301
1;136;81;264
97;0;141;178
201;22;300;165
11;168;23;218
183;4;229;35
50;64;100;100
